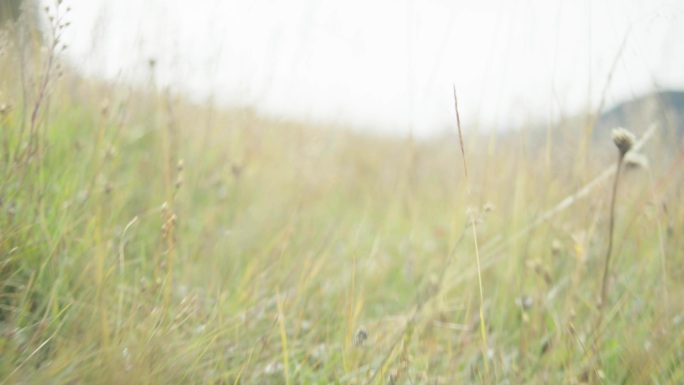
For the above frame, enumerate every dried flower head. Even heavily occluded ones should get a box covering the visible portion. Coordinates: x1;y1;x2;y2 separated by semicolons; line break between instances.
611;127;635;156
353;326;369;347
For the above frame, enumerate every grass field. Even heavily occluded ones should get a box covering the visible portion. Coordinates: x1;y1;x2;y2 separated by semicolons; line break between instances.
1;11;684;385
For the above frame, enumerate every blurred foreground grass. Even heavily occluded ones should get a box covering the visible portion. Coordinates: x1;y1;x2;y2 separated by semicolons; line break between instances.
1;15;684;385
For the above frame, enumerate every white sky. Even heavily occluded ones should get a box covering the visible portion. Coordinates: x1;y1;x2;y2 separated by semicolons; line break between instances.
54;0;684;136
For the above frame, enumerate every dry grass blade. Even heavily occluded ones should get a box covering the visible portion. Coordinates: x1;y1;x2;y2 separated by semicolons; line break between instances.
453;85;469;181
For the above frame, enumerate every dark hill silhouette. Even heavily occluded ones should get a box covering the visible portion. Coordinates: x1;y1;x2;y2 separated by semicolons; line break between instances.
597;90;684;141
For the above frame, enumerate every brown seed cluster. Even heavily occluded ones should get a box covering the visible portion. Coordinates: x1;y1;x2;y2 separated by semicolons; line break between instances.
161;202;177;239
175;159;184;191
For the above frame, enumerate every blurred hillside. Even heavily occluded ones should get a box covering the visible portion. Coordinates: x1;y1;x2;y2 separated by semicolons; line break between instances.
0;0;22;26
597;90;684;141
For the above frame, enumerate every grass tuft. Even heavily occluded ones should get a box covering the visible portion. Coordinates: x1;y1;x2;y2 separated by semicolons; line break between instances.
0;13;682;385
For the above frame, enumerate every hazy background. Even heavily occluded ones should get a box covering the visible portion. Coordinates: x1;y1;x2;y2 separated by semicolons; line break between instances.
55;0;684;136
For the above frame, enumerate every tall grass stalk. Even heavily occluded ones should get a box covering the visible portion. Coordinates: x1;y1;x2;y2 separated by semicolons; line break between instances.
599;157;622;311
592;128;636;373
453;86;488;377
599;128;635;309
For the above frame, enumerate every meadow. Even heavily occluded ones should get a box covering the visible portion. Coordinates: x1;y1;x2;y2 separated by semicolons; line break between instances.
1;8;683;384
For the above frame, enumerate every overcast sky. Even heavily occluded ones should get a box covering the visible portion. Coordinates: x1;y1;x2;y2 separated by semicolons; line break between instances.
54;0;684;136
